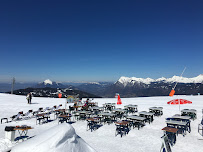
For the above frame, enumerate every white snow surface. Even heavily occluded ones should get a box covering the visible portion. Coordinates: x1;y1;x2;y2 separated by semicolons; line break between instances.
118;74;203;87
43;79;53;85
0;93;203;152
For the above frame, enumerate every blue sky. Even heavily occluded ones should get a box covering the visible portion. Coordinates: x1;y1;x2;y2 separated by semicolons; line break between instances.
0;0;203;82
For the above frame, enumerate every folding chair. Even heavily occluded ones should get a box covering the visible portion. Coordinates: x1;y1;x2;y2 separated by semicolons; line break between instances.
11;112;23;121
43;107;50;113
33;108;43;116
55;104;62;110
47;105;57;114
22;110;33;119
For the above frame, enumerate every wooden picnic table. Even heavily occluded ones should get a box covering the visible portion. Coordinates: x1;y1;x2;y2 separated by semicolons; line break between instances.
149;107;163;116
98;112;116;123
112;109;126;113
36;113;50;124
54;109;67;117
162;127;178;133
165;120;191;136
36;112;50;119
103;103;116;105
149;107;163;110
86;117;100;122
139;111;155;116
181;109;197;113
88;102;97;107
166;116;191;133
181;109;197;120
55;109;66;113
166;120;187;126
139;111;154;123
126;115;146;128
75;111;91;120
115;121;130;137
90;106;104;110
124;104;138;108
124;105;138;113
58;114;71;118
103;103;116;111
126;115;146;121
36;113;49;117
86;117;100;131
98;112;115;117
172;115;191;120
77;111;91;114
74;105;83;108
162;127;178;146
58;114;72;123
112;109;126;119
14;126;32;131
90;107;104;115
115;121;129;126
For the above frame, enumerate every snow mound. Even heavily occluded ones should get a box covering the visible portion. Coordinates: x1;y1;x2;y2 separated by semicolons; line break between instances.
11;123;96;152
0;139;12;152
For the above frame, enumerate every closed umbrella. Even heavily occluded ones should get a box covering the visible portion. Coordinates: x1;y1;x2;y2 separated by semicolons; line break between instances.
115;93;122;105
117;94;122;105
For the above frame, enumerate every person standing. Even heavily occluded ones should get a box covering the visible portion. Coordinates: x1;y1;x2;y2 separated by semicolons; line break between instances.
26;93;32;104
73;101;78;111
85;98;89;105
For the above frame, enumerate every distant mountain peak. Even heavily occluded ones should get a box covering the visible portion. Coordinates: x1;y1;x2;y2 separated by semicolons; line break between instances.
34;79;67;89
44;79;53;85
118;76;154;87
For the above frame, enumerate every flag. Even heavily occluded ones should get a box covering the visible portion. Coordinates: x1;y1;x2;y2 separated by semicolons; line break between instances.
169;89;175;97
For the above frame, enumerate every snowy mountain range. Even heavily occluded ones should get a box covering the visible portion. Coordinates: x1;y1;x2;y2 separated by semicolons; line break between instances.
117;74;203;87
101;75;203;97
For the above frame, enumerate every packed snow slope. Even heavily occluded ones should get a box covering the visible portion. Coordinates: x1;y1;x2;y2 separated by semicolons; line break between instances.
0;93;203;152
11;123;96;152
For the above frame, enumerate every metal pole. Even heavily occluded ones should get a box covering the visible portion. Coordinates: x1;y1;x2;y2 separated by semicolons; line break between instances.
179;99;180;113
172;67;186;90
11;77;15;94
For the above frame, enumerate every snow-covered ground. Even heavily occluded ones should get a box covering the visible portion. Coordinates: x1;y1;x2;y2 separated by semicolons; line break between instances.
0;93;203;152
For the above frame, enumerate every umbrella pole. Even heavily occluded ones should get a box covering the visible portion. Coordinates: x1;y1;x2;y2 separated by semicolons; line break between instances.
179;99;180;113
65;100;66;112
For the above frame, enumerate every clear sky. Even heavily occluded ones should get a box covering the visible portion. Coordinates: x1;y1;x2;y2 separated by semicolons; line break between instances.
0;0;203;83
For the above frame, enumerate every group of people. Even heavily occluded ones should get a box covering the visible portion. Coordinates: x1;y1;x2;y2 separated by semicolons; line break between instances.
73;98;90;111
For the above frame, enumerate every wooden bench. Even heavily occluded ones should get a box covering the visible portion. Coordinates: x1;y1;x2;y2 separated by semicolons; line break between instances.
14;136;29;142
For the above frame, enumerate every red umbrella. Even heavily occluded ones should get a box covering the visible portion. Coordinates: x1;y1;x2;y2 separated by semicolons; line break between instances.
167;99;192;105
167;99;192;112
